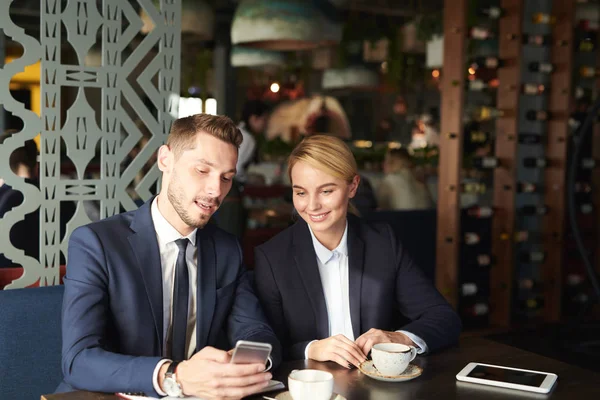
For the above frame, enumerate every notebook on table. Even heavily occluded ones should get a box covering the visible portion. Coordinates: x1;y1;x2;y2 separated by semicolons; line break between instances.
116;379;285;399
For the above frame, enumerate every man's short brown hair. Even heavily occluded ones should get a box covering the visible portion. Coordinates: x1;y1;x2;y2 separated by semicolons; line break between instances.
166;113;243;157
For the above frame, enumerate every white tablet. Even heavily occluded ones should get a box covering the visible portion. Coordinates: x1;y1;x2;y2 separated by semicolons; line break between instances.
456;362;558;394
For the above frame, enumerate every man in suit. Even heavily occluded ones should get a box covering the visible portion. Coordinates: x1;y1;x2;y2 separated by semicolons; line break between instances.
59;114;280;398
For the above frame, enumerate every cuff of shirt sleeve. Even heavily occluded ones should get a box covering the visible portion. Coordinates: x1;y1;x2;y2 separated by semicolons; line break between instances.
304;340;318;360
153;359;172;397
396;330;429;354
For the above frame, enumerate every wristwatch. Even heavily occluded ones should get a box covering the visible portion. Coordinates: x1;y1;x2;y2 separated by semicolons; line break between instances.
163;361;183;397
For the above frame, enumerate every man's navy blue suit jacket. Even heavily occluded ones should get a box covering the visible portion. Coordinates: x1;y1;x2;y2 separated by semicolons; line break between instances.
57;197;281;396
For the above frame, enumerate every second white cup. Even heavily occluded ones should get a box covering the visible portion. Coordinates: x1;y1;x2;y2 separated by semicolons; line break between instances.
371;343;417;376
288;369;334;400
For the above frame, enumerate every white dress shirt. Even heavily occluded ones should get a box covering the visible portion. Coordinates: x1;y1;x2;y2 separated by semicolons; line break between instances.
151;197;198;395
304;221;428;358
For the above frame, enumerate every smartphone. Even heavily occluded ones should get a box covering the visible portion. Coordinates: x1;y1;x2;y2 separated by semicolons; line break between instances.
456;362;558;394
230;340;272;366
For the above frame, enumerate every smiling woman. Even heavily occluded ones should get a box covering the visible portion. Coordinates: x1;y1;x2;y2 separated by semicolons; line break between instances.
253;134;462;367
287;135;360;250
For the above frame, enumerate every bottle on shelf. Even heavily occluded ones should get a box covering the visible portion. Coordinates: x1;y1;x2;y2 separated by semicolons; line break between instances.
580;158;597;169
580;66;599;78
520;297;544;310
464;232;481;245
467;205;494;218
461;282;478;296
472;156;499;169
463;302;490;317
504;230;542;243
580;203;594;214
516;181;538;193
518;134;543;145
522;34;551;46
566;273;585;287
578;18;599;32
520;251;546;263
468;80;494;91
469;26;495;40
520;205;549;215
578;37;596;52
475;254;492;266
469;131;489;143
462;182;487;194
518;278;540;290
575;86;592;100
523;157;548;168
571;292;590;305
470;57;502;70
526;110;551;121
574;182;592;193
471;106;507;121
528;62;554;74
522;83;546;95
532;13;556;24
478;6;503;19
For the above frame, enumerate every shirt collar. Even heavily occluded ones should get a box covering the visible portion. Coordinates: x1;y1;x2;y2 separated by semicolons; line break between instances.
151;197;197;248
307;220;348;264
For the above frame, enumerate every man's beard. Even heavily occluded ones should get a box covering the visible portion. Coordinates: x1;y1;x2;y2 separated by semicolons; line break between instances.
167;172;220;229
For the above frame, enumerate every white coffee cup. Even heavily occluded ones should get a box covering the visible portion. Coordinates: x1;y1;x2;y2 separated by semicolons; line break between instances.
371;343;417;376
288;369;334;400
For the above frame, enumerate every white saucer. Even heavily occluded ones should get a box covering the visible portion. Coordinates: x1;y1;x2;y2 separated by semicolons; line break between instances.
274;391;346;400
358;360;423;382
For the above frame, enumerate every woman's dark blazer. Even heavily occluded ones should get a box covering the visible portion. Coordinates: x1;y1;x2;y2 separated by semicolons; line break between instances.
254;214;462;360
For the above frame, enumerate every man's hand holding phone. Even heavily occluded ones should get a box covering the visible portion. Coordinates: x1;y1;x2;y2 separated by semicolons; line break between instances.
165;346;272;400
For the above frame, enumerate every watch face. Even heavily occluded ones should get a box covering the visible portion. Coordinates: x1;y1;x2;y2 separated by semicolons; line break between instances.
163;376;183;397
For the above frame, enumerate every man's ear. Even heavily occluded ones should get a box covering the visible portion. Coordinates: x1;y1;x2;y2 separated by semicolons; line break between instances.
348;174;361;199
157;145;173;172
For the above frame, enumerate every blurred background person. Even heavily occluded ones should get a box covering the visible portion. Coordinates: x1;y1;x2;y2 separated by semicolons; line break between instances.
387;96;414;148
0;131;39;267
377;148;433;210
215;101;270;238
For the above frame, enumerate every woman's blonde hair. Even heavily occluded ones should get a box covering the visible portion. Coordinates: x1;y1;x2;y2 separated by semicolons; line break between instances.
288;135;360;215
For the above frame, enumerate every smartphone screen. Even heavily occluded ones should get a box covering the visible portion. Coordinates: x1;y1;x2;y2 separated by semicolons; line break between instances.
467;365;547;387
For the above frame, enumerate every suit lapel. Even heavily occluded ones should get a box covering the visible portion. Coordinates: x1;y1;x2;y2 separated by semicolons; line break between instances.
128;198;164;355
347;216;365;339
195;226;216;350
292;221;329;339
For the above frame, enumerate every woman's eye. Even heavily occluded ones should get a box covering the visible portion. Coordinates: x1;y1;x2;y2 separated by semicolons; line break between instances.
322;190;332;195
295;192;305;197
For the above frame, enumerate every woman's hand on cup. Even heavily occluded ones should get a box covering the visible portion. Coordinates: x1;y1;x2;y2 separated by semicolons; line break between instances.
355;329;417;356
307;334;367;369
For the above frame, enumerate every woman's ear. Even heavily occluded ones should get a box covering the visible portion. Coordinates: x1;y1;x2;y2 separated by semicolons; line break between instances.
348;174;361;198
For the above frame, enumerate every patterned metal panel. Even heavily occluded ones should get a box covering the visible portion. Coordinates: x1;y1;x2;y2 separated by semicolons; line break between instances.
0;0;181;288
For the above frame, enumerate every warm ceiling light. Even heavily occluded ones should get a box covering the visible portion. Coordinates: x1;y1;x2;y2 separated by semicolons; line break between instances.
432;69;440;78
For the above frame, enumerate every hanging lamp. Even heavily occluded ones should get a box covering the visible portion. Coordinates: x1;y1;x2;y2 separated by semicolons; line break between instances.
141;0;214;41
230;46;285;68
321;66;379;90
231;0;325;50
